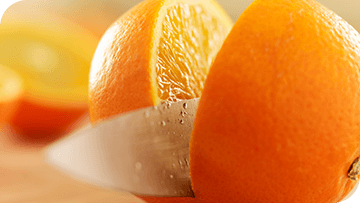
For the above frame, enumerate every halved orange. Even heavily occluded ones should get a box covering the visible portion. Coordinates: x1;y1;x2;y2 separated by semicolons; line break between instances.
89;0;233;123
88;0;233;202
190;0;360;202
0;10;98;138
0;65;23;126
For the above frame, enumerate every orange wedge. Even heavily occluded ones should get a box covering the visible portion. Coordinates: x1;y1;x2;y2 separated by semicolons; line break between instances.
0;65;23;126
0;11;98;138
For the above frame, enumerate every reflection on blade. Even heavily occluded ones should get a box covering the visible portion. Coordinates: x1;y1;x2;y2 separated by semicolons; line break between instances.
45;99;199;197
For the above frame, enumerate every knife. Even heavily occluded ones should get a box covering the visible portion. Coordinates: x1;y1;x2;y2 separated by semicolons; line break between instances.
44;98;198;198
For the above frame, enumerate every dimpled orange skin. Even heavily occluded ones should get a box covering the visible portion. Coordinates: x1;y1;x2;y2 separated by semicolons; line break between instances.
190;0;360;202
89;0;160;123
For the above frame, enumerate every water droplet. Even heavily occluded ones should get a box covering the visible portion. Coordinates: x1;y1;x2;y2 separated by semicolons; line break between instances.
135;162;142;170
170;175;174;179
172;163;176;168
183;102;187;109
180;134;183;137
160;121;166;126
185;159;189;166
179;119;184;124
172;152;176;156
144;111;150;118
166;102;171;109
153;106;158;110
180;110;187;117
173;132;176;134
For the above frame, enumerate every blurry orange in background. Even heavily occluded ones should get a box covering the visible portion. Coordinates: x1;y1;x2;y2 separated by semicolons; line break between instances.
9;0;131;38
0;2;98;140
0;65;23;127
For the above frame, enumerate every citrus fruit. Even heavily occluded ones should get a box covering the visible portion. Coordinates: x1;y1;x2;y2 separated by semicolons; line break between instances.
189;0;360;202
88;0;232;202
0;65;23;126
0;11;98;138
89;0;233;124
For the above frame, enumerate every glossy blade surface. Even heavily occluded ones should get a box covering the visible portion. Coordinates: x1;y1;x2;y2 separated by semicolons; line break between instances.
45;99;198;197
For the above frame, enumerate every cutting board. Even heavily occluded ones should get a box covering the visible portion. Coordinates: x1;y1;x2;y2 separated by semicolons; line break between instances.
0;121;144;203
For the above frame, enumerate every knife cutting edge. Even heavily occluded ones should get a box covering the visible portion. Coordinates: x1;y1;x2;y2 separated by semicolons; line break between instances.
44;98;199;197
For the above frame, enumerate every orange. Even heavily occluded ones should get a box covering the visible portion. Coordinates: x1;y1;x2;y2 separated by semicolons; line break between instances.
88;0;232;202
0;65;23;126
190;0;360;202
0;10;98;138
89;0;233;124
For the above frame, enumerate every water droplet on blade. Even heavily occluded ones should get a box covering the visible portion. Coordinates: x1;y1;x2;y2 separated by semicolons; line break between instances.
180;110;187;117
144;111;150;118
135;162;142;170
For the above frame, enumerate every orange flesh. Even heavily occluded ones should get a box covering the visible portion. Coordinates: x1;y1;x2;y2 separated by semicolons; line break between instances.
156;3;229;101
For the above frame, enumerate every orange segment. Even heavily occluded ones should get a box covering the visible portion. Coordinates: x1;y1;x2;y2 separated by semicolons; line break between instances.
0;65;23;125
0;11;98;138
190;0;360;202
89;0;233;123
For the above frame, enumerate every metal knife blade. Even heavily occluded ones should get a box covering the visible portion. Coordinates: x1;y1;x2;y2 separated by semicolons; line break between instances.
44;99;199;197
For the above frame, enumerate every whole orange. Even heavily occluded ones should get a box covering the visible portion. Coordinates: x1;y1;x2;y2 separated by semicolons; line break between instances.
190;0;360;202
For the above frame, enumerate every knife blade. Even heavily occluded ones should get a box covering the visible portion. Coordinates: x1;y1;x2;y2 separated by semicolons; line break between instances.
44;99;199;197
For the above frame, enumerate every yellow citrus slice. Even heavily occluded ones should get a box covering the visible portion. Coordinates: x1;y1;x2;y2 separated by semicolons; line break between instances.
0;11;98;138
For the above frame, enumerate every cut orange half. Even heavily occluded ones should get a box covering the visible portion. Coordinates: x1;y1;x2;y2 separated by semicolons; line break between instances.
88;0;233;202
0;10;98;138
89;0;233;124
190;0;360;202
0;65;23;126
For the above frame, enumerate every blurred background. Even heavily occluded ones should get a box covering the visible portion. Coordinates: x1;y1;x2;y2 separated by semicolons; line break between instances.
0;0;360;202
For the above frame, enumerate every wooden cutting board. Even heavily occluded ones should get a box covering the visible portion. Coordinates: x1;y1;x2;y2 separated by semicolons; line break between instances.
0;122;144;203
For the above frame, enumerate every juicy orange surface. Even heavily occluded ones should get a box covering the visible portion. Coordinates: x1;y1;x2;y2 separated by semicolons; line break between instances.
157;3;229;102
